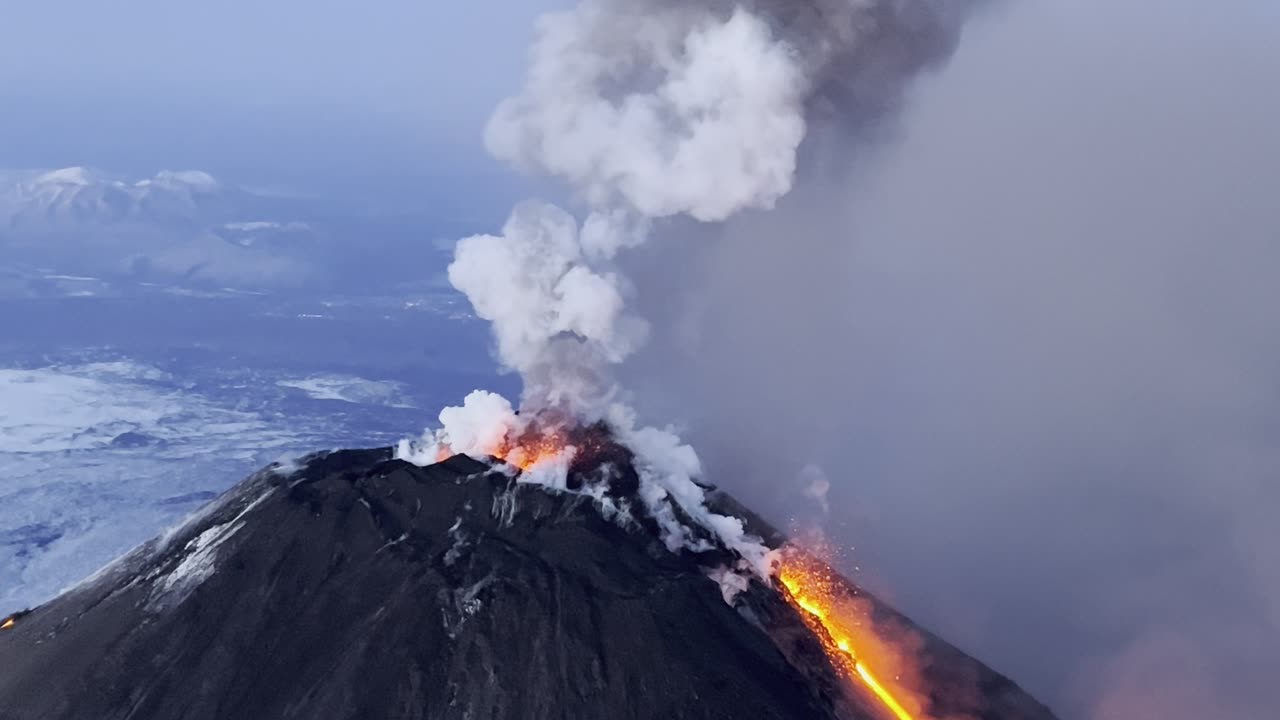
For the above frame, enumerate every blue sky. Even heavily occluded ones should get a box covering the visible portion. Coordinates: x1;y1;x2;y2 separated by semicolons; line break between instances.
0;1;566;211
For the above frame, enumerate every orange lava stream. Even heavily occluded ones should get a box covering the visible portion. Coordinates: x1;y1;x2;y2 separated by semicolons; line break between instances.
777;559;916;720
1;617;14;630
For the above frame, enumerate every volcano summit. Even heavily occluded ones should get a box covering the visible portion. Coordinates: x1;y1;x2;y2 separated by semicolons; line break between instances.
0;447;1056;720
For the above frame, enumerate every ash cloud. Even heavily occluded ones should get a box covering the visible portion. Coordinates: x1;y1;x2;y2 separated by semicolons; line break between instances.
451;0;983;413
412;0;987;601
619;1;1280;718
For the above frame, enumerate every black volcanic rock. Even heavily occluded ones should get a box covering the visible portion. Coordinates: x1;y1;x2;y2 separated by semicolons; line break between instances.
0;449;1058;720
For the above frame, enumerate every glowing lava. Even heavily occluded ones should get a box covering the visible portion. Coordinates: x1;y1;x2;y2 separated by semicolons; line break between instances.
501;430;575;471
1;617;14;630
431;428;573;471
420;405;583;471
436;420;623;475
777;552;918;720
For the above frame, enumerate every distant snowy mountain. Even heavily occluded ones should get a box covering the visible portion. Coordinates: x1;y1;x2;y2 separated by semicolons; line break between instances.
0;167;326;291
0;166;459;296
0;167;234;228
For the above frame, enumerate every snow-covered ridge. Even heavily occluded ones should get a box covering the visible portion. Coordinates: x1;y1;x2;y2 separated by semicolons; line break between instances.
0;166;299;228
0;167;230;227
220;220;313;249
0;167;322;289
33;167;98;186
139;170;219;192
277;374;414;408
223;221;309;233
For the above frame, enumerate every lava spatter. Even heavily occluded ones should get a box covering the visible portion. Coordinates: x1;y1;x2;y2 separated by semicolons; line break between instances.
777;548;923;720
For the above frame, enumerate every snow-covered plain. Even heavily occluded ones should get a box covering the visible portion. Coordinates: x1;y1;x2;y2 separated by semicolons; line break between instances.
0;360;315;609
0;292;509;613
0;165;508;612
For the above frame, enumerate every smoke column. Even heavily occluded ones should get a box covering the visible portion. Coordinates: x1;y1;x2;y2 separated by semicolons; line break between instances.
402;0;982;582
608;1;1280;719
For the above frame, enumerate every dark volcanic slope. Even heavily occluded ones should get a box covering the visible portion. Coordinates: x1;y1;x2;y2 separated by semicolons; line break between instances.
0;450;1057;720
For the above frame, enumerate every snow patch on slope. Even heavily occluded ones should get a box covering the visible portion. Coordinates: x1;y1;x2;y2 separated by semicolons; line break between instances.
154;520;246;601
150;488;275;607
35;167;97;186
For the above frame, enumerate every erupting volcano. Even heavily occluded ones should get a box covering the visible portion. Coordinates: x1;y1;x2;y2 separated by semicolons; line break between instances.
452;420;949;720
0;448;1058;720
0;0;1066;717
436;414;635;488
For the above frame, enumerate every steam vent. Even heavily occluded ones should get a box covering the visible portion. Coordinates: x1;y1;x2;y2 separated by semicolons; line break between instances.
0;449;1058;720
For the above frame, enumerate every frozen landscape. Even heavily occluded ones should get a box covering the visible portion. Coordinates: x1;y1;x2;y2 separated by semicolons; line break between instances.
0;183;511;609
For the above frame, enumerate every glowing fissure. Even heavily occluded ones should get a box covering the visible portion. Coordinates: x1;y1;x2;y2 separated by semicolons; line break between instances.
1;617;14;630
777;553;917;720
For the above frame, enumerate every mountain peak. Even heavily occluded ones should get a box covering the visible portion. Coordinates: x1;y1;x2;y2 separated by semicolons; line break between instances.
0;166;237;230
145;169;220;191
0;448;1057;720
33;166;98;186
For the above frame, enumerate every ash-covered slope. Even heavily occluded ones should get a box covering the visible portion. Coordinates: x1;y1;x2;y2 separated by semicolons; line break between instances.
0;449;1056;720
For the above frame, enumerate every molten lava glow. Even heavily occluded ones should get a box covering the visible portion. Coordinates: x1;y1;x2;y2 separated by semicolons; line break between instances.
777;553;917;720
501;432;574;471
1;617;13;630
434;426;577;472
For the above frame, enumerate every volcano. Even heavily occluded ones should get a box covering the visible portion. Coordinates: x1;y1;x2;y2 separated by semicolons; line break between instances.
0;447;1058;720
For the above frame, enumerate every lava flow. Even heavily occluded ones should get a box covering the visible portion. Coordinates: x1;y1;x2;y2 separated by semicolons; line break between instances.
1;617;14;630
777;550;921;720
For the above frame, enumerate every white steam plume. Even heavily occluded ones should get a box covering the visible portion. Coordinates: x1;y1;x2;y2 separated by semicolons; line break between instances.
403;0;981;589
486;4;809;222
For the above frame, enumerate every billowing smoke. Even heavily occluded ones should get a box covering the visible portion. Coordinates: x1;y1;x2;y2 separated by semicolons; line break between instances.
403;0;981;588
486;5;808;221
447;1;819;415
606;1;1280;719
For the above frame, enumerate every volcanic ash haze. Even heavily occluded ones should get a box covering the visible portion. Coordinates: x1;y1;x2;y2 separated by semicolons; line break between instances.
612;2;1280;720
